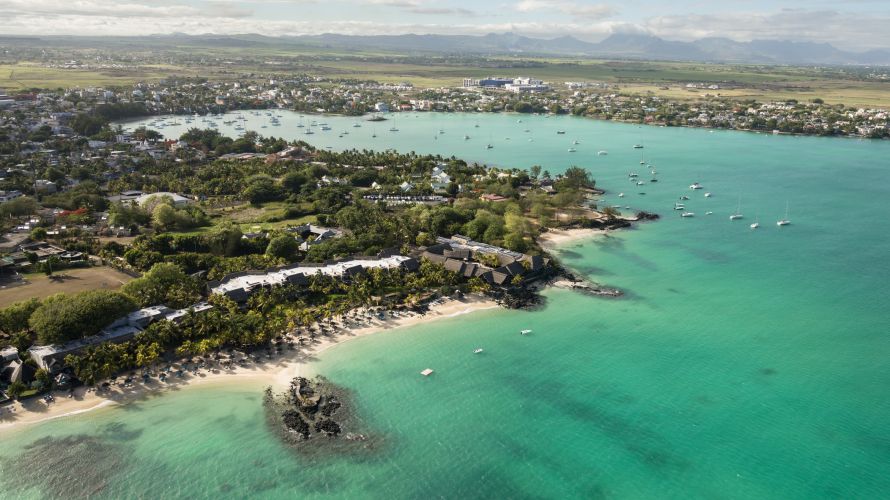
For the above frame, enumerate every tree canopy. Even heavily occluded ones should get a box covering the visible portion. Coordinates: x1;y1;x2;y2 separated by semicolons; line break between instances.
29;290;138;345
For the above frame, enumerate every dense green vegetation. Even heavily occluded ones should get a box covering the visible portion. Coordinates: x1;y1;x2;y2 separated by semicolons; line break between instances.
28;290;138;345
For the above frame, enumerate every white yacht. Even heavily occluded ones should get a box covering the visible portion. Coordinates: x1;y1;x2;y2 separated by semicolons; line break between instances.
689;183;703;190
750;217;760;229
473;348;484;354
597;150;608;156
730;196;744;220
777;202;791;226
568;148;577;153
681;212;695;218
520;329;532;335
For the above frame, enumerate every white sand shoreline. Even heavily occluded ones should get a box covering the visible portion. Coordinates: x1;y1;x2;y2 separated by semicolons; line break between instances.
0;295;499;434
537;228;607;250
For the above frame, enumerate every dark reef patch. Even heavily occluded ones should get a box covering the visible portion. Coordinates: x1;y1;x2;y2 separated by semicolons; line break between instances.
0;434;132;498
264;376;383;457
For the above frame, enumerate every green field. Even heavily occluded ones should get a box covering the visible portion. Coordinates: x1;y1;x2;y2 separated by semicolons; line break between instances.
2;45;888;107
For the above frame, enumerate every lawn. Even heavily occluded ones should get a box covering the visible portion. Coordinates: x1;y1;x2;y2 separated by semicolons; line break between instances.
0;266;134;308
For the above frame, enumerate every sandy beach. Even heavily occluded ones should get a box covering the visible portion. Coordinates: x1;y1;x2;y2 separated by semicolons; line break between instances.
537;228;607;250
0;294;499;433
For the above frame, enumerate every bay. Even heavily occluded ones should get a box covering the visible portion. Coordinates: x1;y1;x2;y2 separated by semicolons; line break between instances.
1;112;888;499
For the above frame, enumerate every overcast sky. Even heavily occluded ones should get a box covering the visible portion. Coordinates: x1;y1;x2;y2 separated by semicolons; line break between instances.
1;0;889;51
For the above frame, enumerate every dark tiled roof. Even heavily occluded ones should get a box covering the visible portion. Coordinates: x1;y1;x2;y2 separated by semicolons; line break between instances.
422;252;448;264
443;258;466;275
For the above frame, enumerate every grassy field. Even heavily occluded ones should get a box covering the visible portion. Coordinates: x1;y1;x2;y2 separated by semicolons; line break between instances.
0;266;133;308
2;47;888;107
0;62;205;90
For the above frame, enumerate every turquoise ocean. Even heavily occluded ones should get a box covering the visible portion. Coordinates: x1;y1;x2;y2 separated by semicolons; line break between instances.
1;112;888;499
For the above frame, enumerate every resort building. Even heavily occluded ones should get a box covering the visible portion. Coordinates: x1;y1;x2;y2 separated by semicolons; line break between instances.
28;303;214;373
208;255;420;303
421;235;549;286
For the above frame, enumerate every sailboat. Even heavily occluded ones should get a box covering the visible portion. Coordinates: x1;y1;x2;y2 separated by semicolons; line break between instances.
777;202;791;226
750;216;760;229
729;195;744;220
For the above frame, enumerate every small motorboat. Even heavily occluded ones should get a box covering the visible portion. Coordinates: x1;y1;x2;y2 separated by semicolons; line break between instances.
473;348;484;354
681;212;695;218
704;192;712;198
520;329;532;335
690;183;703;190
568;148;577;152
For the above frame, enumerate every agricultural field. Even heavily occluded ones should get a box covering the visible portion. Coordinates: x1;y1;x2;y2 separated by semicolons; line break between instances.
2;43;888;106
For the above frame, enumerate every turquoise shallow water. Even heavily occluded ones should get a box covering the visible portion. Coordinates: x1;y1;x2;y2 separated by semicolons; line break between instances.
1;113;889;499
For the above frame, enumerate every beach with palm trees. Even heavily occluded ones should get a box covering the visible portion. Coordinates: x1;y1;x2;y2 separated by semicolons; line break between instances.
0;294;498;433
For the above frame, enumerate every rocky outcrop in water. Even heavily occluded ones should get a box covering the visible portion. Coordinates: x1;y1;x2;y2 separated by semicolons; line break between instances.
264;376;379;454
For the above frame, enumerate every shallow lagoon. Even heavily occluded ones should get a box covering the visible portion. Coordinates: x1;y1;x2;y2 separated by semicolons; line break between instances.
1;112;888;498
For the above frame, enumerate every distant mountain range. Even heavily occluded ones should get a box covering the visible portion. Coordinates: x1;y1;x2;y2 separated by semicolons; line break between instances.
3;32;889;65
292;32;890;65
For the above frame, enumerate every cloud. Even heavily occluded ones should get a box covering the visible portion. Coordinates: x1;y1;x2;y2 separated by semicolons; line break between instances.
516;0;616;20
366;0;476;16
0;0;252;19
639;9;890;50
0;1;887;51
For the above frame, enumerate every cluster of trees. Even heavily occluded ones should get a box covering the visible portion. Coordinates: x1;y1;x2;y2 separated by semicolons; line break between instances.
70;103;148;137
26;290;138;345
61;260;479;385
121;263;202;309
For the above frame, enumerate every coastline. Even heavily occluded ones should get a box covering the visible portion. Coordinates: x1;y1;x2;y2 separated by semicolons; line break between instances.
537;227;608;251
0;294;499;434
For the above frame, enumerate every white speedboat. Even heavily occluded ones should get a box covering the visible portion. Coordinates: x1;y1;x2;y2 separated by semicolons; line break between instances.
568;148;577;152
689;183;703;190
520;329;532;335
597;150;608;156
704;192;712;198
681;212;695;218
618;193;625;198
750;220;760;229
473;348;484;354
